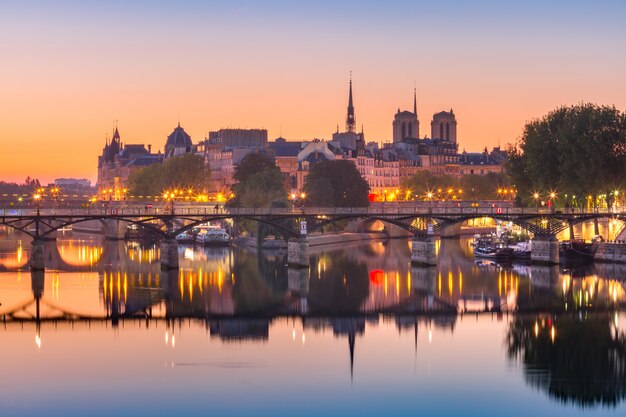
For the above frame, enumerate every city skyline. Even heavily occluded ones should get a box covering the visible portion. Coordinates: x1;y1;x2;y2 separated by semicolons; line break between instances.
2;0;626;183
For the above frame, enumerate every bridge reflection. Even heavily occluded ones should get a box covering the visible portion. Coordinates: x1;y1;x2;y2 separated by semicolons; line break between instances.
2;238;626;322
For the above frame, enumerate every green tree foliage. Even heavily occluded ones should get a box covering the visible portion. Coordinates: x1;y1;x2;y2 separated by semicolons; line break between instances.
506;104;626;206
303;160;370;207
401;171;509;200
227;153;287;208
128;154;209;196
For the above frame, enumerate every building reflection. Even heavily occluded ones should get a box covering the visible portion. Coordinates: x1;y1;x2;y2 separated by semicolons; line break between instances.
4;232;626;384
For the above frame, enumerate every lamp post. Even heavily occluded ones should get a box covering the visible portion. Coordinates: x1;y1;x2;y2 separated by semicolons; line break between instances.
533;192;540;211
163;191;175;214
33;193;42;216
549;191;557;212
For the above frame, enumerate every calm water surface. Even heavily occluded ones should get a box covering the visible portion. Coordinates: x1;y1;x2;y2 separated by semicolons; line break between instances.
1;229;625;416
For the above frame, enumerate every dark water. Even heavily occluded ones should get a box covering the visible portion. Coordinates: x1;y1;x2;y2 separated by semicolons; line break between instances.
1;229;625;416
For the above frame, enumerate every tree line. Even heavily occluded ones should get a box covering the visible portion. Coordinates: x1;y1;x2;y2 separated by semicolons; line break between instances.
506;103;626;207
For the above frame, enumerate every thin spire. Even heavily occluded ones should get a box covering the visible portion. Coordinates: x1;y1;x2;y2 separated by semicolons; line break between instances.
413;85;417;116
346;72;356;133
349;332;355;382
112;121;120;143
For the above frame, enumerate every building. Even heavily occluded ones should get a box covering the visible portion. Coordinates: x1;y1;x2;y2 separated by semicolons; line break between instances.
268;137;303;192
331;77;365;153
204;142;234;196
164;123;194;159
392;89;419;142
431;110;457;143
208;128;267;150
97;127;162;200
458;147;507;176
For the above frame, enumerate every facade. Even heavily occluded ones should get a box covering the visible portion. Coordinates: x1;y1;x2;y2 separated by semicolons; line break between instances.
164;123;194;159
457;147;507;176
204;142;234;195
392;89;419;142
268;138;303;192
431;110;457;143
208;129;267;150
97;127;162;200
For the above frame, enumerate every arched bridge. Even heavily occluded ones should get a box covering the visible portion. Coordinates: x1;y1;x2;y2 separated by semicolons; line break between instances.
2;205;624;268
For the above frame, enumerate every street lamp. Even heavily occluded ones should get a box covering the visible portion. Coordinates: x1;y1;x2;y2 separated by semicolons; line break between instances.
533;192;540;210
163;190;176;214
33;193;42;216
549;191;557;211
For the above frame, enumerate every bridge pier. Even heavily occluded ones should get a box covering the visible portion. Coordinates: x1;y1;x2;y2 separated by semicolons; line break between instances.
29;240;46;271
104;219;126;240
411;237;437;266
531;236;559;265
160;239;179;270
287;238;310;268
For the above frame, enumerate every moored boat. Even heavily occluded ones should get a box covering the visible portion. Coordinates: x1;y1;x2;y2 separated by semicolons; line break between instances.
195;228;231;246
509;241;531;260
473;235;513;260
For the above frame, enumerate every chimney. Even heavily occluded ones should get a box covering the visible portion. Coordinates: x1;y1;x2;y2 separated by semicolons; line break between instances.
148;144;152;153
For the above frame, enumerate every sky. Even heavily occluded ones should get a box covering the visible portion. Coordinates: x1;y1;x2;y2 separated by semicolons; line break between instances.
1;0;626;183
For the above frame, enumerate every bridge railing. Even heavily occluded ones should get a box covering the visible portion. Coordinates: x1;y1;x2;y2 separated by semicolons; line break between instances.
0;206;620;217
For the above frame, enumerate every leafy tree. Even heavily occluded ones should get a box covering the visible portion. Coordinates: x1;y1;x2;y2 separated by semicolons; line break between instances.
460;172;510;200
227;153;287;208
401;171;509;200
128;154;209;196
506;104;626;206
232;153;279;184
303;160;369;207
402;171;457;198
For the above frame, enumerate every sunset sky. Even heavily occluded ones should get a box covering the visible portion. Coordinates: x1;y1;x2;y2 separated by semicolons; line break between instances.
2;0;626;183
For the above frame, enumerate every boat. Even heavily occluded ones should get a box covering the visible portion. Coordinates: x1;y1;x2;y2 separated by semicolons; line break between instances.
509;241;531;260
473;235;513;260
175;230;196;244
195;228;231;246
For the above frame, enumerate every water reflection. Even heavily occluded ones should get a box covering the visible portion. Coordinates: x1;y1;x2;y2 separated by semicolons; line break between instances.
507;313;626;407
2;232;626;414
1;234;626;320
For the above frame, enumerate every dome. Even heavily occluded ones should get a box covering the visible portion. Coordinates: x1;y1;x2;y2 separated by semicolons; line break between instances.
165;123;193;152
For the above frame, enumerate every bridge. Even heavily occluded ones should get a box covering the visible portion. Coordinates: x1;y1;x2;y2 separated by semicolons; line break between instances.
1;205;624;269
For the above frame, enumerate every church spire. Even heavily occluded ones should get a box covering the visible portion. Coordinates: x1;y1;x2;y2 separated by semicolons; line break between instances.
349;332;355;382
346;73;356;133
413;87;417;116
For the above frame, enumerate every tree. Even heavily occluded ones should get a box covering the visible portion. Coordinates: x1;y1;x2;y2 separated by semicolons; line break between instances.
506;104;626;206
227;153;286;208
303;160;369;207
401;171;457;198
128;154;209;196
401;171;509;201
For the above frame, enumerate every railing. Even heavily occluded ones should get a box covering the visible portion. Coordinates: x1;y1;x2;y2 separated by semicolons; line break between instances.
0;206;622;217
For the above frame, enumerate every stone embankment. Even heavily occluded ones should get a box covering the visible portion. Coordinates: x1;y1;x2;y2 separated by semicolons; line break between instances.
594;242;626;263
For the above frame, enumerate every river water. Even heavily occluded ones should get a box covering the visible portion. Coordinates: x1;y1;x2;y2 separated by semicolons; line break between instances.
1;229;625;416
